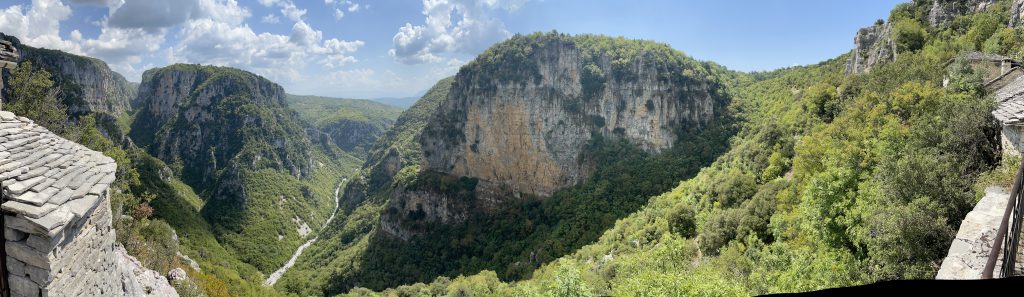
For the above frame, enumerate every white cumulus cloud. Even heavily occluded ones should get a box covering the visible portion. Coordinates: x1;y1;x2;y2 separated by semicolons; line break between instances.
388;0;527;65
0;0;81;53
262;14;281;24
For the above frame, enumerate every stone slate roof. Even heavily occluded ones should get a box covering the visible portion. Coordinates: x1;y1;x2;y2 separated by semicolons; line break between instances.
995;72;1024;102
964;51;1012;62
994;99;1024;125
990;69;1024;125
0;110;115;237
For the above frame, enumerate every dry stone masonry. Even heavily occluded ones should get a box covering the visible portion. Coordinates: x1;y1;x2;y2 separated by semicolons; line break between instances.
937;187;1010;279
0;111;175;296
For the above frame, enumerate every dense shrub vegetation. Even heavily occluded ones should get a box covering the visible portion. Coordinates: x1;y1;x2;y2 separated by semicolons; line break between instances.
330;1;1016;296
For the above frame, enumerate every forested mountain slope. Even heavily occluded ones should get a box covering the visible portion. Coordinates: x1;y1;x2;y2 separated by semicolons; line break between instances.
3;0;1018;296
277;33;741;295
128;64;360;274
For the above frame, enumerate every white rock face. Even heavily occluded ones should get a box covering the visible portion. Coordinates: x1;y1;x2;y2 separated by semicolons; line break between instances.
293;216;311;237
12;39;136;115
380;35;727;238
421;36;721;202
117;246;179;297
846;23;895;75
1012;0;1024;27
929;0;994;28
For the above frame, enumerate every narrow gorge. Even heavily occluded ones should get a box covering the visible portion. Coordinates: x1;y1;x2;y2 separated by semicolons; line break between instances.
3;0;1023;296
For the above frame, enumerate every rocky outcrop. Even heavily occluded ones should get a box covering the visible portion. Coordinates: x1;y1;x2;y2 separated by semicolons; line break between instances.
0;33;136;115
1012;0;1024;27
117;246;179;297
929;0;994;28
373;33;729;237
0;110;175;297
848;0;1002;74
846;23;896;74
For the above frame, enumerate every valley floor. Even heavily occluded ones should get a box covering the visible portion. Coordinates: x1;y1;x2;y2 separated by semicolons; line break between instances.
266;179;348;286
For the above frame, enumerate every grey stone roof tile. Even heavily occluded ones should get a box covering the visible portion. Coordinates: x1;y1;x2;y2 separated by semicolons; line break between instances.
5;175;44;195
7;191;46;206
68;193;99;215
2;200;57;219
50;167;85;190
0;161;23;177
17;166;47;181
4;215;47;235
31;205;71;233
30;178;57;194
47;188;74;206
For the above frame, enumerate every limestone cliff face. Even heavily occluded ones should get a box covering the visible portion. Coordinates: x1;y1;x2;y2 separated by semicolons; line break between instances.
130;64;314;197
847;0;1002;75
0;34;136;115
419;34;723;205
371;34;730;238
1012;0;1024;27
929;0;994;28
847;23;896;74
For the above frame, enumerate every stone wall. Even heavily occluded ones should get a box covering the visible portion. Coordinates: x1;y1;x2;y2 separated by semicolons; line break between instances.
5;195;119;296
1002;125;1024;157
0;110;175;297
937;186;1007;279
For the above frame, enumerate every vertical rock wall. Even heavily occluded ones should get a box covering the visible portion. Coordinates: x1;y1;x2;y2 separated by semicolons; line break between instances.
929;0;995;28
846;23;896;75
420;35;723;202
379;34;730;238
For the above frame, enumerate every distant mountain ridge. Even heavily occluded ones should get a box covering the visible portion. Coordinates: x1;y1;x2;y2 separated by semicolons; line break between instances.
287;94;403;157
370;96;421;108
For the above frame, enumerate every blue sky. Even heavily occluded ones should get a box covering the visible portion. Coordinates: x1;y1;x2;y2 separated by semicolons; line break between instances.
0;0;904;99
